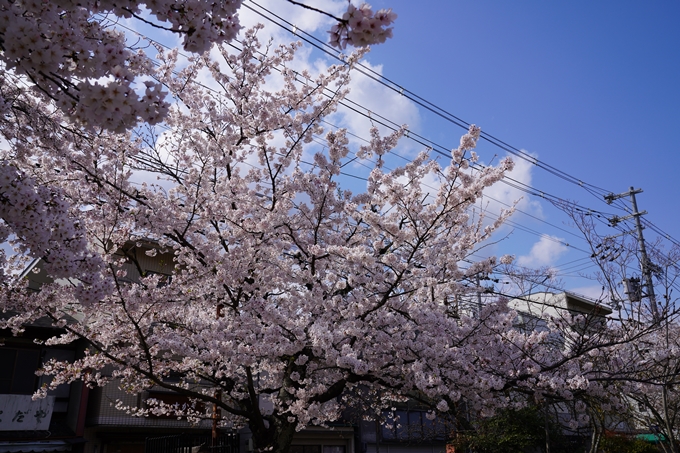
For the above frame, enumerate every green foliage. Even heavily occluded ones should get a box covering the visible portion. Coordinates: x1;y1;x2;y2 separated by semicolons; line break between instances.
449;407;567;453
599;434;660;453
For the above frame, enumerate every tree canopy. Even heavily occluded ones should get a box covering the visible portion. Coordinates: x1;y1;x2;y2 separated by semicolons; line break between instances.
1;2;675;453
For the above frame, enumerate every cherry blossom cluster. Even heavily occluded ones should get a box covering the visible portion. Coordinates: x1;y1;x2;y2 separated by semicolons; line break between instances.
329;3;397;49
0;163;110;302
0;0;395;133
0;0;176;131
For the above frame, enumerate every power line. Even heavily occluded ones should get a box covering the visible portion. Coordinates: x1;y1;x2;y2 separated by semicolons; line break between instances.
104;16;620;252
238;5;680;302
244;0;680;273
107;13;628;227
244;0;624;205
99;10;680;294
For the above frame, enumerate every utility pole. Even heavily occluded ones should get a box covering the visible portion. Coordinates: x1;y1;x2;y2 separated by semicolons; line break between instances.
605;187;659;321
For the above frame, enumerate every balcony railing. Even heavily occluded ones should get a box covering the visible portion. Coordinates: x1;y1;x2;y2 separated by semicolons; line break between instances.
145;433;238;453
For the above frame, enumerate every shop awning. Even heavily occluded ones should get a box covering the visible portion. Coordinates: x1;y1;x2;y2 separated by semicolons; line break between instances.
636;433;667;443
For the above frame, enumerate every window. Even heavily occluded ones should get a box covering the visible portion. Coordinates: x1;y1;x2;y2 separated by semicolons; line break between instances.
290;447;320;453
322;448;345;453
0;348;40;394
290;447;345;453
146;391;205;418
381;409;447;441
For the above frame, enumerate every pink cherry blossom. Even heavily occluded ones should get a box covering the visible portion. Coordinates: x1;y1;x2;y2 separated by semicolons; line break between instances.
0;5;650;452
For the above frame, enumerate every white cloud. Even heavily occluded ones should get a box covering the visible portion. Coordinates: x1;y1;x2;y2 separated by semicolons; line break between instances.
517;235;569;268
482;150;543;219
330;59;421;154
237;0;343;42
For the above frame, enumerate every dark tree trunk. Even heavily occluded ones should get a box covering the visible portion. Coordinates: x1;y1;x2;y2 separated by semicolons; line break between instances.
249;414;297;453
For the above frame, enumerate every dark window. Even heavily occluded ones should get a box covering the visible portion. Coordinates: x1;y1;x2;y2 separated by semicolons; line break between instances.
291;447;343;453
323;448;345;453
0;348;40;394
146;391;205;418
381;409;447;441
290;447;321;453
408;411;424;439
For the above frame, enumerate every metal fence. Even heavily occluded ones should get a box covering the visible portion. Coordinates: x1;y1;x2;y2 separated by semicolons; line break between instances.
145;433;239;453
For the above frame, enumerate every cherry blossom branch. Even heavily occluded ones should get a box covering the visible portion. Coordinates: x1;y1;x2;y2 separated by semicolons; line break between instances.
284;0;344;22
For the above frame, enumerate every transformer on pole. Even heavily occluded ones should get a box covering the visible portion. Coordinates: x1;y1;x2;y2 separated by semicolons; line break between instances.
605;188;659;321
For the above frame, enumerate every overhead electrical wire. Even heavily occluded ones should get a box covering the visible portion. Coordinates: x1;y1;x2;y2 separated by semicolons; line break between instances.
460;255;606;307
105;14;625;226
117;5;680;252
97;10;680;302
643;219;680;249
102;16;611;283
245;0;680;273
242;0;668;256
104;15;620;253
243;0;626;205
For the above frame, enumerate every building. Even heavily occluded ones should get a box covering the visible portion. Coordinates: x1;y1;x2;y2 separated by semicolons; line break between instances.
0;260;89;453
508;291;612;319
509;291;612;342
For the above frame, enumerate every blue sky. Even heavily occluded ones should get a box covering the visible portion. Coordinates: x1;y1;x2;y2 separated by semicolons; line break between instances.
364;0;680;218
367;1;680;169
343;0;680;298
129;0;680;301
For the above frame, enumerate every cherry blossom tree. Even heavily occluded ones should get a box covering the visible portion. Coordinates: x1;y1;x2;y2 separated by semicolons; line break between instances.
0;4;651;452
0;22;600;451
0;26;653;450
